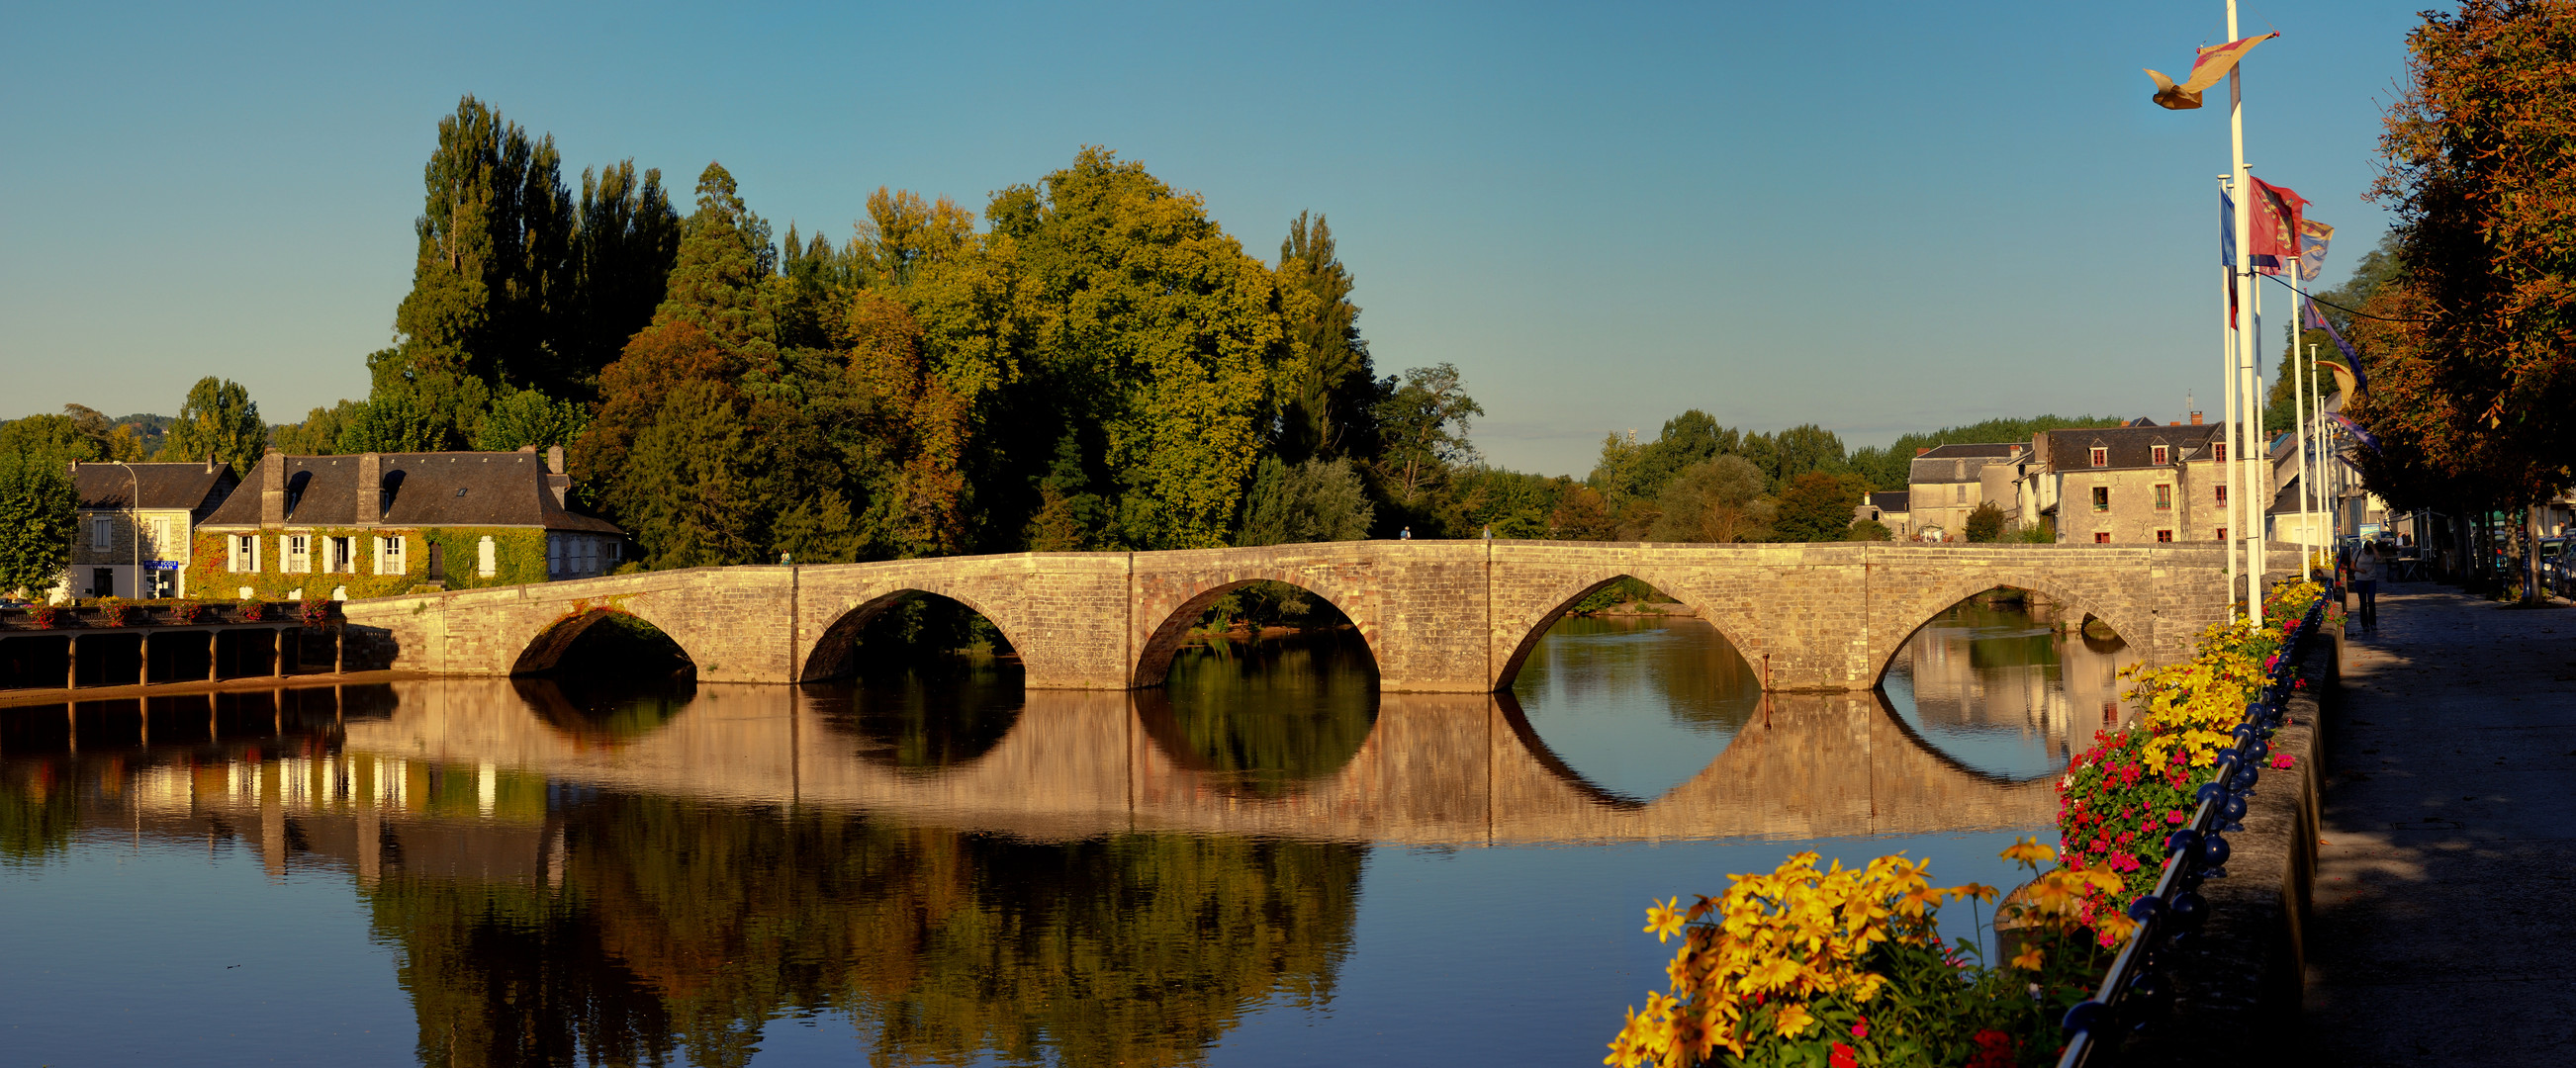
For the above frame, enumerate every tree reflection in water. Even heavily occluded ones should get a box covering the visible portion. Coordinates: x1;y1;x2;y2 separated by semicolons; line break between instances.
806;659;1027;771
368;795;1362;1068
1144;629;1380;796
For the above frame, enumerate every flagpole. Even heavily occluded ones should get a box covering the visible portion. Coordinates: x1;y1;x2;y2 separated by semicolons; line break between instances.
2228;0;2260;622
2251;230;2268;603
2217;180;2237;594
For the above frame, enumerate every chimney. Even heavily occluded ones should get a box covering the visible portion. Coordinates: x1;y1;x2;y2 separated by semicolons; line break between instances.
546;445;564;475
357;453;382;525
1915;448;1931;457
206;457;216;475
258;451;286;526
2190;411;2205;425
2168;420;2180;426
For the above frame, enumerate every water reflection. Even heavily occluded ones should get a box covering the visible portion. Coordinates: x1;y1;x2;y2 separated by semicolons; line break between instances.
1509;617;1762;802
0;611;2104;1068
1145;631;1379;796
1879;595;2135;780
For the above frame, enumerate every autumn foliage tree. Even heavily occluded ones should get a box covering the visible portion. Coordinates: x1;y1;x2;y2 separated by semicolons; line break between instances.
2350;1;2576;525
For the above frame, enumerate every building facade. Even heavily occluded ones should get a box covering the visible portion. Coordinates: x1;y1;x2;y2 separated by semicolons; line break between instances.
2021;418;2264;545
1855;490;1912;540
1907;444;2027;540
61;461;240;600
195;447;623;601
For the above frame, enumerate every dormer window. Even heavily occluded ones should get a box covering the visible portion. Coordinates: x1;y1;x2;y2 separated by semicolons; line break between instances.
2213;442;2227;463
2152;445;2169;466
2089;447;2108;468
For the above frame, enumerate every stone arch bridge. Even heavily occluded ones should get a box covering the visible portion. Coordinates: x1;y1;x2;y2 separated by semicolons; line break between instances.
339;541;2289;692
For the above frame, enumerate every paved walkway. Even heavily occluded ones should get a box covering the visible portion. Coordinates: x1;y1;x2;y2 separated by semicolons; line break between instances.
2303;581;2576;1063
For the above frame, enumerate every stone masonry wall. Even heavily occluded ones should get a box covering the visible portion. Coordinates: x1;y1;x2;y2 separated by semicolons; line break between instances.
342;541;2291;692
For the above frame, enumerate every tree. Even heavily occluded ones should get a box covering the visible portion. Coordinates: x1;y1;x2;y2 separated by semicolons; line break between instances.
1774;470;1872;542
271;400;366;456
477;386;591;453
160;377;265;471
1372;363;1483;513
1548;484;1620;540
391;95;576;391
618;380;765;569
1965;501;2006;543
1848;415;2125;490
654;163;782;385
992;147;1293;549
0;413;99;470
0;451;76;597
342;352;487;452
2350;1;2576;598
1647;456;1772;542
1744;423;1849;490
563;161;683;394
1274;212;1381;464
1848;518;1894;542
1234;456;1373;546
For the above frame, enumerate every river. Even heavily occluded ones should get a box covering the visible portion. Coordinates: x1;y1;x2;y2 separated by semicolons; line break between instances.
0;598;2124;1066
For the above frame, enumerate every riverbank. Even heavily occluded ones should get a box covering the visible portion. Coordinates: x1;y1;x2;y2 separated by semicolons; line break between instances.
0;668;433;709
2300;582;2576;1061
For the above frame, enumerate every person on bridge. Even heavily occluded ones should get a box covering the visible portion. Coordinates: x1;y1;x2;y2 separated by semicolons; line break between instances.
1401;526;1412;540
2351;541;2384;634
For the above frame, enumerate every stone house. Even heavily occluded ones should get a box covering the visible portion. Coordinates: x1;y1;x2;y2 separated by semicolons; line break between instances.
194;446;623;601
1907;444;2027;540
59;460;240;600
1854;490;1911;540
2020;417;2262;545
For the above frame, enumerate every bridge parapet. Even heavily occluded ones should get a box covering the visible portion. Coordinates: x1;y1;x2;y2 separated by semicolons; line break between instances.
336;542;2304;692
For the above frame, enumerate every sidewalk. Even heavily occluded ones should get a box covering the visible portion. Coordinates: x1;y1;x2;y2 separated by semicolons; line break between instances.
2302;582;2576;1062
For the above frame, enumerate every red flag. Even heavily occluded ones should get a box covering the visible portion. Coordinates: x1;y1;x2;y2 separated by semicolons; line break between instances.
2249;176;2307;276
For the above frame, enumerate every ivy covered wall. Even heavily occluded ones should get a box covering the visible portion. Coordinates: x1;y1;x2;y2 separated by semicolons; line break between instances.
189;527;551;600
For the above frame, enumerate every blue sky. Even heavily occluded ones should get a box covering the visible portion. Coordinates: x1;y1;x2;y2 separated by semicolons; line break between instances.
0;1;2430;476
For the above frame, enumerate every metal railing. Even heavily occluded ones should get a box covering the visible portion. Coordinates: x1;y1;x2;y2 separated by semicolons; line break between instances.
2055;592;2328;1067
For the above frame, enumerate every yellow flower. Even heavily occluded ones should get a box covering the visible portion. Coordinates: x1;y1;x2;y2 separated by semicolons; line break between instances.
1644;897;1686;942
1999;837;2056;866
2011;944;2045;970
1772;1001;1815;1036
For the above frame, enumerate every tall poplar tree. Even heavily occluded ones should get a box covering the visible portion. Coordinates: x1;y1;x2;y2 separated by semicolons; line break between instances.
1275;212;1381;464
160;377;266;472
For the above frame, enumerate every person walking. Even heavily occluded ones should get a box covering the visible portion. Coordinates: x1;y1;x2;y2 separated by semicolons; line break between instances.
2351;540;2384;633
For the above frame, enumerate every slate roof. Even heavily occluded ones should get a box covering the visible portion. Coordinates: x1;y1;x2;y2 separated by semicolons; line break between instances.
1869;490;1910;514
200;452;621;534
71;462;236;515
2038;423;2227;472
1909;442;2025;485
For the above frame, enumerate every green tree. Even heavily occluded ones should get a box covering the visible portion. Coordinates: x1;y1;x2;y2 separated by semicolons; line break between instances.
1647;455;1771;542
1848;518;1894;542
1849;415;2126;490
564;160;683;394
160;377;265;471
1234;456;1374;546
0;413;99;470
1371;362;1483;522
271;400;366;456
655;162;781;385
1274;212;1381;464
1773;470;1872;542
618;380;766;569
391;95;575;391
2266;231;2407;431
992;147;1292;549
342;352;488;452
476;386;591;453
1965;501;2006;543
0;451;77;597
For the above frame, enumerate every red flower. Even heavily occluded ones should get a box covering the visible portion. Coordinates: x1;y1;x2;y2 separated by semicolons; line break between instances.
1967;1029;2018;1068
1852;1016;1870;1039
1831;1042;1860;1068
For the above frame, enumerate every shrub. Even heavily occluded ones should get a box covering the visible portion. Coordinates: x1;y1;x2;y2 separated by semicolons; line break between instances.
1847;518;1893;542
237;599;270;623
171;600;209;624
95;598;137;627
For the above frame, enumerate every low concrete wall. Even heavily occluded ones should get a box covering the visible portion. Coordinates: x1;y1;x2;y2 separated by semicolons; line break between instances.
2123;623;2339;1064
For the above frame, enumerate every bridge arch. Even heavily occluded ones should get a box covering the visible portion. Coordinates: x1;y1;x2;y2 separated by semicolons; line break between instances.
1133;573;1378;688
1491;571;1763;692
1865;572;2149;690
510;603;701;676
799;585;1029;683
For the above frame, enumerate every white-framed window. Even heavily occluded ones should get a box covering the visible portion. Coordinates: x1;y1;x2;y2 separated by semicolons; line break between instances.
328;536;352;574
2152;445;2169;466
477;535;497;578
2088;447;2108;468
378;535;407;576
285;534;311;574
230;534;261;573
91;515;112;551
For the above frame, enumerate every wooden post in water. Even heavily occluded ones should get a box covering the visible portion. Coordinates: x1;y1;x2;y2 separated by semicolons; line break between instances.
207;632;220;682
65;634;78;691
269;629;283;679
138;631;151;687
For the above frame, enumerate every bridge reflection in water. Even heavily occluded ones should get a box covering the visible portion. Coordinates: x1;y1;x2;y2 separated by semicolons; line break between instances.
328;674;2053;846
0;612;2099;1068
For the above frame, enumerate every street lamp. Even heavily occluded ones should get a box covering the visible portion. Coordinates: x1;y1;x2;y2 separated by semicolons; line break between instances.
110;461;139;600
